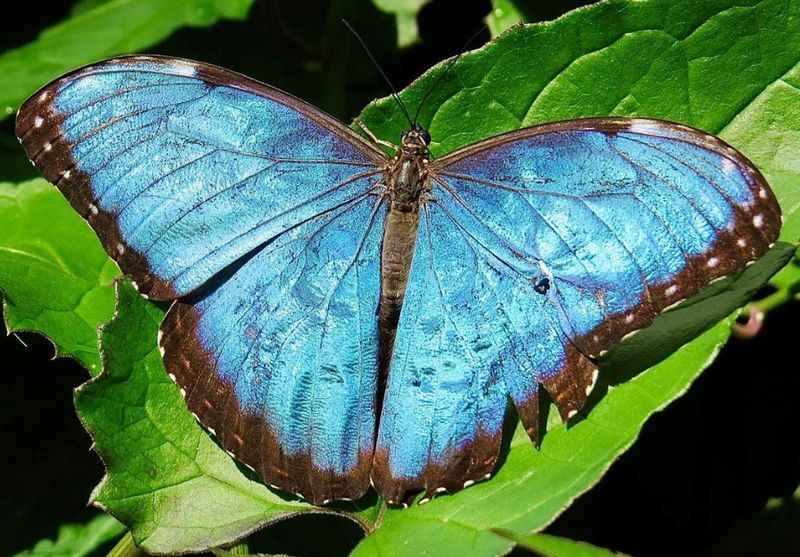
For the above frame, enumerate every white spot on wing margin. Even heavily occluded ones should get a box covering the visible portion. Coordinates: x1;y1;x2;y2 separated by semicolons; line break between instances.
585;368;600;396
168;60;198;77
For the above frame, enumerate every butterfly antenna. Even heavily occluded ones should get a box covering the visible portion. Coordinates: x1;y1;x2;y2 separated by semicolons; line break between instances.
412;26;486;125
342;19;414;129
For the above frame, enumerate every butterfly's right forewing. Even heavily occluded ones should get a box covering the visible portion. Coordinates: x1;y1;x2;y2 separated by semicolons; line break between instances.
371;118;780;503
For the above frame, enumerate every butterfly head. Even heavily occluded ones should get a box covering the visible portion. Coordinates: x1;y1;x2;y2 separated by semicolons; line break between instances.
400;124;431;155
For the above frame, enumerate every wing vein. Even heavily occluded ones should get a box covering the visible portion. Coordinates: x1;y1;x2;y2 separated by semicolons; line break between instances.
165;171;382;283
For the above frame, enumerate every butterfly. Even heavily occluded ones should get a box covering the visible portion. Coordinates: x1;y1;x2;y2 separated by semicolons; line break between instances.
16;55;781;506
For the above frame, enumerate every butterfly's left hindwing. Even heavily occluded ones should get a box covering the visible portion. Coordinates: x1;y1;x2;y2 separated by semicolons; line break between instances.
162;194;386;504
16;55;384;300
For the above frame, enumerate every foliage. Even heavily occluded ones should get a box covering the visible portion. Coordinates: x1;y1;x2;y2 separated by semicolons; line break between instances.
486;0;525;36
371;0;431;47
506;531;628;557
0;0;798;555
12;514;125;557
0;0;254;121
0;180;118;373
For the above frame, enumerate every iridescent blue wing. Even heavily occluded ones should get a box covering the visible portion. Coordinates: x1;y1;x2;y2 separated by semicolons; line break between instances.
372;118;781;502
371;204;514;503
16;56;388;503
15;55;384;299
161;194;386;504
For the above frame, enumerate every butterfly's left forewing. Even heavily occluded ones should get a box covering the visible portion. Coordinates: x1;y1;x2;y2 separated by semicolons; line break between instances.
372;118;780;502
16;55;385;300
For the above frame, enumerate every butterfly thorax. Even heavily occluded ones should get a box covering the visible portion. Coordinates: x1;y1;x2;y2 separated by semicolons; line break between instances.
377;128;431;390
381;127;430;299
387;130;430;211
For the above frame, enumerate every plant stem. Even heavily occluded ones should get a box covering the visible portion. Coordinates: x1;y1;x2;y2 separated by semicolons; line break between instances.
732;271;800;338
107;532;145;557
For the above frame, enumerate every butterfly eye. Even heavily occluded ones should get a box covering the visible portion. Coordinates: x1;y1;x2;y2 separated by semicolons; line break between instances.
534;277;550;295
420;128;431;144
412;124;431;145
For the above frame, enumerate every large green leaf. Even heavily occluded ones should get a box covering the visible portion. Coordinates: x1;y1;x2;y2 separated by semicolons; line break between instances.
0;179;118;374
0;0;254;121
75;282;317;554
12;513;125;557
2;0;799;555
504;531;627;557
350;0;800;553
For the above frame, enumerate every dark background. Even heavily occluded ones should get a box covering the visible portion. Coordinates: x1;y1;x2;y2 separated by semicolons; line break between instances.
1;1;798;555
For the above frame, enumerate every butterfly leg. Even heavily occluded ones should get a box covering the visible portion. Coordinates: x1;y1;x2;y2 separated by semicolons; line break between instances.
354;118;398;153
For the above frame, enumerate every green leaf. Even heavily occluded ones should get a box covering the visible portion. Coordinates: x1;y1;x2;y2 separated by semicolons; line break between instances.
771;250;800;287
4;0;798;555
70;0;115;17
500;530;628;557
749;247;799;319
0;0;254;120
74;282;328;554
359;0;800;244
720;57;800;243
486;0;524;37
12;513;126;557
370;0;430;47
0;179;119;374
769;249;800;297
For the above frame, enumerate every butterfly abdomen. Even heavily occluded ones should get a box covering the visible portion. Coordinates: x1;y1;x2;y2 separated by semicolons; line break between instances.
380;206;420;301
377;190;421;377
376;139;429;401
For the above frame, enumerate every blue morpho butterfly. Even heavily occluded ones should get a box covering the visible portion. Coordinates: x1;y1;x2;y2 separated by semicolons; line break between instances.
16;55;781;506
